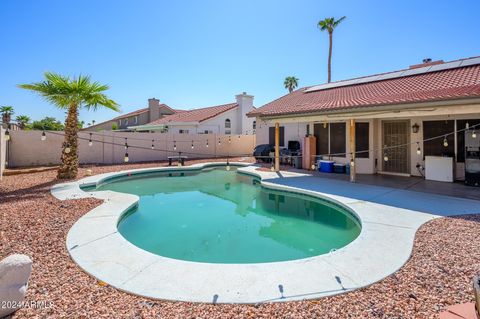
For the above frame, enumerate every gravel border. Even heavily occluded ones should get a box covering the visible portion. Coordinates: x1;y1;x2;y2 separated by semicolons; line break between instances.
1;158;479;318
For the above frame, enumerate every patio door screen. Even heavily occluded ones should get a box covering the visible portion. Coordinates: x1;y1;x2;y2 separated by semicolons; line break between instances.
382;120;409;174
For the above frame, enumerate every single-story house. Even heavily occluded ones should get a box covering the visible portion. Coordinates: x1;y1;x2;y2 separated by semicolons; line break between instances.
129;92;256;135
249;56;480;181
84;98;176;131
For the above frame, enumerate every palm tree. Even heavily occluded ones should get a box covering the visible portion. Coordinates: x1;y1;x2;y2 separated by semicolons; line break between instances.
284;76;299;93
318;16;346;83
19;72;119;179
0;106;14;124
15;115;31;129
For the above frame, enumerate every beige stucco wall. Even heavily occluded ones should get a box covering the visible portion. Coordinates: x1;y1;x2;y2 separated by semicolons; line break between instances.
166;107;254;135
0;128;6;179
7;130;256;168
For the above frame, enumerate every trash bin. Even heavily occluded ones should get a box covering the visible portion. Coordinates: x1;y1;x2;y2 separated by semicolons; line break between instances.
334;163;346;174
293;156;302;169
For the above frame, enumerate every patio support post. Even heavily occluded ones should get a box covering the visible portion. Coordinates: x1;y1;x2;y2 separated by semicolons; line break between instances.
275;122;280;172
349;119;356;182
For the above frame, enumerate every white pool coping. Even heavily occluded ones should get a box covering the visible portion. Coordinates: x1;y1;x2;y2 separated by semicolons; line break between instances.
52;162;438;304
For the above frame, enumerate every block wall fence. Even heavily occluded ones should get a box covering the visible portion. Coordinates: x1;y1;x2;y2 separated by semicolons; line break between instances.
6;131;256;168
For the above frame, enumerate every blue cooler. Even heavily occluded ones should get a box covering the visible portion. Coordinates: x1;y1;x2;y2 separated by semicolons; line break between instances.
319;160;335;173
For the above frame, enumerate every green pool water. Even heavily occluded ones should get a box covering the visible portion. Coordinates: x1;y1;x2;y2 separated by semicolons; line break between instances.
87;167;361;264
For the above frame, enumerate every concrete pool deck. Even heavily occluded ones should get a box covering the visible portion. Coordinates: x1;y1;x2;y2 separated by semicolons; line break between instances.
51;163;480;303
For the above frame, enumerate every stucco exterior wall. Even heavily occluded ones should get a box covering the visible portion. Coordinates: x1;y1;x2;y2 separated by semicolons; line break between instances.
7;130;256;168
166;107;255;135
0;128;6;179
254;103;480;178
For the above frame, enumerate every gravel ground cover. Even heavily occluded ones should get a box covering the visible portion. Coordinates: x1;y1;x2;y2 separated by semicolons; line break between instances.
0;158;479;318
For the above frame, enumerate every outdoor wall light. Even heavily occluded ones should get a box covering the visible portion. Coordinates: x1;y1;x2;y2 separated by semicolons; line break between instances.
411;123;420;133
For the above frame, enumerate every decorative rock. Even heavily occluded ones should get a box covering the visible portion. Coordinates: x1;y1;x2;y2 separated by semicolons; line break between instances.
0;254;33;318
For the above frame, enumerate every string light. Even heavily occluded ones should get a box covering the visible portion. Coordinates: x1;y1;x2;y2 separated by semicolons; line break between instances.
88;133;93;146
41;130;46;141
206;140;209;148
443;136;448;147
383;145;388;162
191;140;194;149
472;130;477;139
350;154;355;167
226;158;230;171
173;141;177;150
151;139;154;150
228;136;231;143
177;152;182;167
271;161;275;171
64;146;71;154
124;138;128;150
311;164;316;170
416;142;421;155
124;152;129;162
218;138;221;145
466;122;470;129
4;129;10;141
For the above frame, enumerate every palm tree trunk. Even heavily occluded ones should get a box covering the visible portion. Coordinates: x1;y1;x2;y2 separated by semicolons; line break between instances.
328;32;333;83
57;104;79;179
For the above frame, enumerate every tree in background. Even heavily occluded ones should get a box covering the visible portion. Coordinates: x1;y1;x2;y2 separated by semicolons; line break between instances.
284;76;299;93
111;122;118;130
29;117;65;131
0;106;14;124
19;72;119;179
15;115;30;129
318;16;346;83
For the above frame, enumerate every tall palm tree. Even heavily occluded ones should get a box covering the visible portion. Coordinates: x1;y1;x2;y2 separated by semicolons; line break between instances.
284;76;299;93
19;72;119;179
0;106;14;124
318;16;346;83
15;115;31;129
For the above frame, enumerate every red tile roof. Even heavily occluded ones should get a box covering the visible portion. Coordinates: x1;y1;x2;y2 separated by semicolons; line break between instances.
148;103;238;125
113;103;175;120
250;58;480;118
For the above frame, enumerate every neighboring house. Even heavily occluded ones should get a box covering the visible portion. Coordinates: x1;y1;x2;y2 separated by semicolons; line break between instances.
130;92;256;135
84;98;176;131
249;56;480;180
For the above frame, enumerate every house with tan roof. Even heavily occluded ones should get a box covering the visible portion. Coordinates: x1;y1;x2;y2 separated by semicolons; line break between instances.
129;92;256;135
249;56;480;183
84;98;176;131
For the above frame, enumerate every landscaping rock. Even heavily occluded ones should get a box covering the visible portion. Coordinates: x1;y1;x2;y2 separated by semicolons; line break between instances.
0;254;32;318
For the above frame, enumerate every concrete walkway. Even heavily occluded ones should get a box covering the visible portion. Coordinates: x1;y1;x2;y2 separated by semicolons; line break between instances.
264;173;480;217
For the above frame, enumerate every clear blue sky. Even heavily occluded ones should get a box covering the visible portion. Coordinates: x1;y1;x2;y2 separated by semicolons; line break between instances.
1;0;479;125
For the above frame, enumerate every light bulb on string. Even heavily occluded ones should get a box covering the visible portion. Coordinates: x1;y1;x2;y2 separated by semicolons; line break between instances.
271;161;275;172
4;129;10;141
443;136;448;147
173;141;177;150
218;138;221;145
191;140;194;149
350;154;355;167
466;122;470;129
41;130;46;141
226;158;230;171
88;133;93;146
124;152;129;162
151;139;154;150
416;142;421;155
383;145;388;162
64;146;71;154
124;138;128;150
472;130;477;139
228;136;231;143
206;140;209;148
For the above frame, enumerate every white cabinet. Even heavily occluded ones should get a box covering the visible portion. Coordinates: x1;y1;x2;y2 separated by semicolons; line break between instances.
425;156;454;182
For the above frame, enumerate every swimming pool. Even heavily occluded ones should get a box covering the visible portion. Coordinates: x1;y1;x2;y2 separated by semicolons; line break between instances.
85;166;360;264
